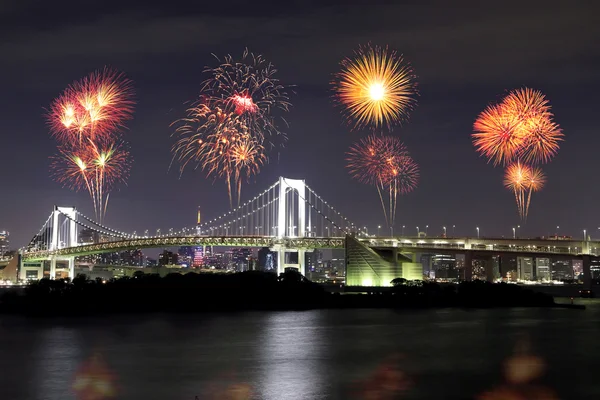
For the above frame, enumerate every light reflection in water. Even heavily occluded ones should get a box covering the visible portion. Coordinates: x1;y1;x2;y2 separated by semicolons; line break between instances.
35;327;82;399
256;312;330;399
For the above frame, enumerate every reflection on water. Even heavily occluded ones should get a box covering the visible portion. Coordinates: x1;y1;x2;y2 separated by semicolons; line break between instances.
0;300;598;399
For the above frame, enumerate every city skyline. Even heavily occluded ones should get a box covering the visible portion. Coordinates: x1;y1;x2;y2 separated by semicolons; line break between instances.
1;1;599;248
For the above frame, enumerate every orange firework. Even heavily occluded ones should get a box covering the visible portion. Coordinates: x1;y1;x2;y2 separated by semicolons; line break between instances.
501;88;563;164
473;87;563;166
473;104;523;166
346;134;419;228
333;44;417;131
52;140;131;224
48;68;134;145
503;162;545;221
171;102;265;207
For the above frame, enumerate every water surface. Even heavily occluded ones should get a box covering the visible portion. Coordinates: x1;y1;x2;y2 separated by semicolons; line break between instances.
1;301;598;399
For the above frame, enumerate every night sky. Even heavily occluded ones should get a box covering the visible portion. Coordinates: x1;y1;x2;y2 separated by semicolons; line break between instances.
1;1;599;248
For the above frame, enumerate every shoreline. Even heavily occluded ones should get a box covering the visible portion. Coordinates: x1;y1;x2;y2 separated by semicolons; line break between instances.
0;271;587;318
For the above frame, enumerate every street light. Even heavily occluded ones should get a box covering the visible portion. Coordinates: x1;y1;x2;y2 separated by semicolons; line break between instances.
402;225;405;236
583;229;587;241
476;227;480;239
452;225;456;236
443;226;447;236
512;227;516;239
377;225;381;236
425;225;429;235
416;226;419;236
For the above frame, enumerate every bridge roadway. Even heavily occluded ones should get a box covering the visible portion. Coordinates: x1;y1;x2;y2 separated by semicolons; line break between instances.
21;235;600;261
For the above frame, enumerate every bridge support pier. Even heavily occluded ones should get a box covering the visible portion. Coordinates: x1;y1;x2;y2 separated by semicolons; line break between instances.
274;247;307;276
582;254;592;289
50;258;57;280
463;252;473;281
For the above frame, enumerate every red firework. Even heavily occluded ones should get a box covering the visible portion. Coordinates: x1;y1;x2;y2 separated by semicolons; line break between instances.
48;68;135;144
346;134;419;226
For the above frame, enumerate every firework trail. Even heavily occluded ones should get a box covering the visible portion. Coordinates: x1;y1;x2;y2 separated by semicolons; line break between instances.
503;162;545;222
474;88;560;221
332;44;418;132
47;68;135;224
51;140;131;224
171;103;265;207
346;134;419;228
172;50;291;207
48;68;134;145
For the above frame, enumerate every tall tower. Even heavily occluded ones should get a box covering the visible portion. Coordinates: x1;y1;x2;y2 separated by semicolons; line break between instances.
196;206;201;235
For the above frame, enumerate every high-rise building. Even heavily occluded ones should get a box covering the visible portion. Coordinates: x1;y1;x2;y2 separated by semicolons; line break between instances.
472;259;486;280
572;260;583;280
158;250;178;266
178;246;194;267
192;246;204;267
517;257;534;281
0;230;9;256
551;259;573;281
590;259;600;281
535;258;551;281
501;257;518;281
431;254;456;280
258;247;275;271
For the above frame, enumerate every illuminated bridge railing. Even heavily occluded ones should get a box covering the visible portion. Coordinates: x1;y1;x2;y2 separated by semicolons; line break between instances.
21;236;346;261
362;239;599;256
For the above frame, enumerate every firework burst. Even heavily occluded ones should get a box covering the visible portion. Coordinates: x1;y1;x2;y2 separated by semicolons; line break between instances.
51;140;131;224
48;68;135;224
346;134;419;228
171;102;265;207
172;50;292;207
48;68;134;145
200;48;292;147
472;87;562;166
501;88;563;164
503;162;545;221
333;44;417;131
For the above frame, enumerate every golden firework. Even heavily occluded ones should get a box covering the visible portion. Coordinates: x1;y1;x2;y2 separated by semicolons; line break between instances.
333;44;417;131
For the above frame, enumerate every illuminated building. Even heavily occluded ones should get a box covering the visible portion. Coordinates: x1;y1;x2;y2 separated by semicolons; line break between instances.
535;258;551;281
158;250;178;266
0;230;9;257
590;259;600;281
178;247;194;268
517;257;533;280
431;254;456;280
258;247;275;271
345;236;422;286
551;259;573;281
572;260;583;280
192;246;204;267
472;259;486;280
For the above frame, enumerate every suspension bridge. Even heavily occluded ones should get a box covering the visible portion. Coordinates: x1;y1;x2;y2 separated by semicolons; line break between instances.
20;177;364;280
18;176;600;286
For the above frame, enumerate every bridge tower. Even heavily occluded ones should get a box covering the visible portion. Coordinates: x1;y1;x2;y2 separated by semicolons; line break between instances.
50;206;78;280
273;177;311;276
